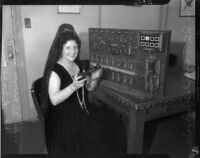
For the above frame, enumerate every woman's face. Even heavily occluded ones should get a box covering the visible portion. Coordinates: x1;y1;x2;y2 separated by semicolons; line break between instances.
62;40;79;62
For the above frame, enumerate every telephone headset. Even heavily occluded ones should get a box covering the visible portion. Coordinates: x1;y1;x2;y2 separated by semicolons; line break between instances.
77;64;101;81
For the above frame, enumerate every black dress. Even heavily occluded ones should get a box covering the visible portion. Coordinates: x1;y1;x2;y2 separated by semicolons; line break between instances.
45;63;126;158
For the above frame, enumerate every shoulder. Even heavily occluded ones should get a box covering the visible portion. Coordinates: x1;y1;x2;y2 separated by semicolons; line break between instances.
53;63;66;77
50;71;60;81
53;63;64;71
49;71;61;88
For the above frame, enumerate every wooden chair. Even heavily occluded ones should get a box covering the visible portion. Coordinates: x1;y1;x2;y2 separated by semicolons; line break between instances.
30;77;45;131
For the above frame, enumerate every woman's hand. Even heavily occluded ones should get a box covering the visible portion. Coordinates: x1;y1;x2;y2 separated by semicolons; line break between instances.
90;68;102;81
86;68;102;91
86;78;98;91
71;75;87;90
48;71;86;106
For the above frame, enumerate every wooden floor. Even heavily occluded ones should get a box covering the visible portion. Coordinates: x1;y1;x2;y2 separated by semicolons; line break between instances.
1;112;194;158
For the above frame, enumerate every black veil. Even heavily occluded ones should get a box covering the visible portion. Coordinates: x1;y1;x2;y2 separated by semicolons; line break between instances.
40;24;81;114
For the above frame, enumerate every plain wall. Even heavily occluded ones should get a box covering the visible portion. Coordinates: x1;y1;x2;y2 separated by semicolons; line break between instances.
100;5;162;30
20;3;195;120
167;0;195;68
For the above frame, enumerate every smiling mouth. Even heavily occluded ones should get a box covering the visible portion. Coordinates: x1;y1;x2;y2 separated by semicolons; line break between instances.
67;54;75;57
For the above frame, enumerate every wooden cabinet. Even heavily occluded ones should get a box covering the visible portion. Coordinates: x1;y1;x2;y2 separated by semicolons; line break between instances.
92;68;195;154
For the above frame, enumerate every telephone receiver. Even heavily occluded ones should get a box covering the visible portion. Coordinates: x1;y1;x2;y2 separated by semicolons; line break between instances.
77;64;101;81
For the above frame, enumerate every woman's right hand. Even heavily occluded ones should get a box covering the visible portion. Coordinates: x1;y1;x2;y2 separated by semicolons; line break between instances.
71;75;87;90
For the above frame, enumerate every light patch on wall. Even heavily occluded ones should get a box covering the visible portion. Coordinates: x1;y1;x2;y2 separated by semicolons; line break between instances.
58;5;81;14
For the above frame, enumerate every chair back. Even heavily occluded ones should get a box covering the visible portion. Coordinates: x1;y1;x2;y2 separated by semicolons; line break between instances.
31;77;45;128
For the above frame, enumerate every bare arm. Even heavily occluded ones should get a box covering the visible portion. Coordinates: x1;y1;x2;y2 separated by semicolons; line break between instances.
48;71;86;106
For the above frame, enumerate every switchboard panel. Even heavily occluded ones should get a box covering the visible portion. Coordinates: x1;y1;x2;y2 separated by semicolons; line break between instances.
89;28;171;103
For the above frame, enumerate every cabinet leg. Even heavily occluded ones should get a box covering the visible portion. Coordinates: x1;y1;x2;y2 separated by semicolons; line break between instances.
127;110;145;154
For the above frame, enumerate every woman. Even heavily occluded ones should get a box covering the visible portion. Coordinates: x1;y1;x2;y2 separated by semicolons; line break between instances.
41;24;126;158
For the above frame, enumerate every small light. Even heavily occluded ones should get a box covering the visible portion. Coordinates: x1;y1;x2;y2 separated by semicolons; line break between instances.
141;36;145;40
154;43;159;47
145;42;149;47
155;37;160;42
141;42;145;46
145;36;150;41
150;43;154;47
150;37;154;41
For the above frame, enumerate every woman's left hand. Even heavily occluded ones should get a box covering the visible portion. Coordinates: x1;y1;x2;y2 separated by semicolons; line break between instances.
85;68;102;91
91;68;102;81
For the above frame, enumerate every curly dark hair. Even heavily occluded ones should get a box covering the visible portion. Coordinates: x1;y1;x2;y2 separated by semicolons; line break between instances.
41;24;81;114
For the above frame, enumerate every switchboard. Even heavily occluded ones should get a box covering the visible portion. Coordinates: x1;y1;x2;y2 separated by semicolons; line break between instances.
89;28;171;103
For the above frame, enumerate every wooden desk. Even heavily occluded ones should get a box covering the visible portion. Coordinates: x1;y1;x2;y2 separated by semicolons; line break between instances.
91;68;195;154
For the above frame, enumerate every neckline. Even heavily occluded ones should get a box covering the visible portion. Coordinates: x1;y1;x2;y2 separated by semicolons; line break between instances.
55;63;89;114
57;62;76;78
